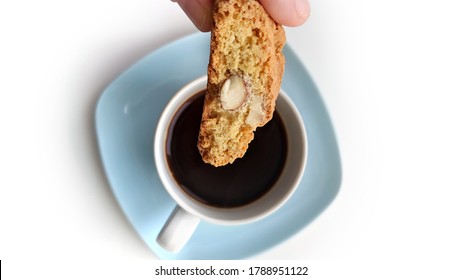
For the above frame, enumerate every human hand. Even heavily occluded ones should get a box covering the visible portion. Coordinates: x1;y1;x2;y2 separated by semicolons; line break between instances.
172;0;310;32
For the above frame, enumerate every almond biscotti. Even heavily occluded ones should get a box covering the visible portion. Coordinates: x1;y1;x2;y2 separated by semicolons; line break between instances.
197;0;286;167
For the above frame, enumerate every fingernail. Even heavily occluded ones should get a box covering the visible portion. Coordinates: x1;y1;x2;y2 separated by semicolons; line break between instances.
295;0;310;18
175;0;212;32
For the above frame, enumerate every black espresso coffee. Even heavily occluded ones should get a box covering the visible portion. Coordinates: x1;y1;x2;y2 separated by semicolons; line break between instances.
166;90;287;208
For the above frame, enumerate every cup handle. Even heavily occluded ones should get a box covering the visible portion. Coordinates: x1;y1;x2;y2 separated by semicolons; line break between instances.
157;205;201;253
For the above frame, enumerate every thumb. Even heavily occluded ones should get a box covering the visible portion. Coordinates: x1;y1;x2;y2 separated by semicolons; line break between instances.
259;0;310;27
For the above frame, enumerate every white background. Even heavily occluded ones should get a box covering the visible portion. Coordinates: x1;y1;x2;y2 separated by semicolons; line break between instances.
1;0;462;278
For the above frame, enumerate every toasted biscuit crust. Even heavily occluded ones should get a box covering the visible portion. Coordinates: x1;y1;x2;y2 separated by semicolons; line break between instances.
198;0;286;167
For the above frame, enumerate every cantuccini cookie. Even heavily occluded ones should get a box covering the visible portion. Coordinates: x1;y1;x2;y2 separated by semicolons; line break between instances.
197;0;286;167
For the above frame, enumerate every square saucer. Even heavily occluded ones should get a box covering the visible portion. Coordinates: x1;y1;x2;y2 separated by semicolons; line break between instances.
95;32;342;259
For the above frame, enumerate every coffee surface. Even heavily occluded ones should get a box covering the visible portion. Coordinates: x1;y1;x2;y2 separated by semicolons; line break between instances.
166;91;287;208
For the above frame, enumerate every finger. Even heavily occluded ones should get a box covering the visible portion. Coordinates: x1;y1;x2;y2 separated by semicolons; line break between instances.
259;0;310;27
173;0;214;32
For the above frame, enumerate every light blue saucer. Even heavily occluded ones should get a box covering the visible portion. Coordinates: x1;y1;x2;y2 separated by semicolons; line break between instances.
95;32;342;259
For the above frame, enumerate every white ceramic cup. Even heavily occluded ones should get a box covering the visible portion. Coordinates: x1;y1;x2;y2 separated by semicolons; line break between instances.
154;76;307;253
